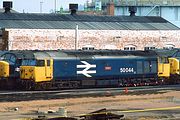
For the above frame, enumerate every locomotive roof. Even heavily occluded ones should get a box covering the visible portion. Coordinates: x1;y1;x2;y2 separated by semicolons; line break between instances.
0;13;178;30
0;50;158;60
0;50;35;59
153;48;180;57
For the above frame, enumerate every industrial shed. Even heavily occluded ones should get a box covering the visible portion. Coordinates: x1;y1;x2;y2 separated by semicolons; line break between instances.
0;12;179;50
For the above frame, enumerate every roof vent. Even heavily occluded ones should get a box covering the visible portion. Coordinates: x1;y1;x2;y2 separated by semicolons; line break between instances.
69;4;78;15
129;6;137;16
3;1;13;13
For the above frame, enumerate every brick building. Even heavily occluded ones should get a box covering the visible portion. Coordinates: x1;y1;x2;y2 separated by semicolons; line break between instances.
0;11;179;50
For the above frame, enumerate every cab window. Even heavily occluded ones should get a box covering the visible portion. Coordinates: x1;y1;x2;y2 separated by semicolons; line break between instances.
47;60;50;66
22;59;36;66
1;54;16;64
158;57;169;63
36;60;45;66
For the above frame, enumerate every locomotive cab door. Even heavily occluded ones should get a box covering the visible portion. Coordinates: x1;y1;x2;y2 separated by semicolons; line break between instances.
45;59;53;79
158;57;170;77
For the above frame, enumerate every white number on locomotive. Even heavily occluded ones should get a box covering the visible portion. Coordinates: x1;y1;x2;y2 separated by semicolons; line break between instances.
120;68;134;73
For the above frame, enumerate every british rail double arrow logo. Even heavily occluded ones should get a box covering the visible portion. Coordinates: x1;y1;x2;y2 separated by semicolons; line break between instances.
77;61;96;77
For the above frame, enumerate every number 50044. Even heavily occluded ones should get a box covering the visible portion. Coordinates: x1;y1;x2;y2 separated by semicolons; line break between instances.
120;68;134;73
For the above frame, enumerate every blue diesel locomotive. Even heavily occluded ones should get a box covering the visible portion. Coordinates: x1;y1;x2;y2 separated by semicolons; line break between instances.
0;50;169;90
19;50;166;90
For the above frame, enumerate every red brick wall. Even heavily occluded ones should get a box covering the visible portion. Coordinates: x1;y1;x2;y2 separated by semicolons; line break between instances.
2;29;180;50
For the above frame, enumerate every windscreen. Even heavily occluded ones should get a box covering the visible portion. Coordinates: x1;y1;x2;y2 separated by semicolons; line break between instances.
1;53;16;64
21;59;45;66
21;59;36;66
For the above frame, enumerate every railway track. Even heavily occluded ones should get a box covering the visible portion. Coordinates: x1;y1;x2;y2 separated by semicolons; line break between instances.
0;84;179;102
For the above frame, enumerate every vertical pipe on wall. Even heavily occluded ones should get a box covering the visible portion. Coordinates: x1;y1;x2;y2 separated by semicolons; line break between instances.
54;0;56;13
40;1;43;13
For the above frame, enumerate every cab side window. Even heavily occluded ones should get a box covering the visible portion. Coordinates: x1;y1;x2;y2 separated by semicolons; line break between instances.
159;57;169;63
37;60;45;66
47;60;50;66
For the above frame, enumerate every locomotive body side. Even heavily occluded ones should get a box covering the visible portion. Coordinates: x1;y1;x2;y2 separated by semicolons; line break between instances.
51;55;158;88
52;56;158;81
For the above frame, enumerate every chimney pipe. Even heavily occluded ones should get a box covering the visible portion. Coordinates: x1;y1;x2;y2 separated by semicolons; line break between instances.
3;1;13;13
129;6;137;16
69;4;78;15
107;0;114;16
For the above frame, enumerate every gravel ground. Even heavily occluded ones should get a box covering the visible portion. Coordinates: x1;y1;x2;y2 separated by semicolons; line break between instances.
0;90;179;120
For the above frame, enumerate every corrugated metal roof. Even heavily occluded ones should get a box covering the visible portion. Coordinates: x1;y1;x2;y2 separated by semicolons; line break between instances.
0;9;18;13
0;13;178;30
